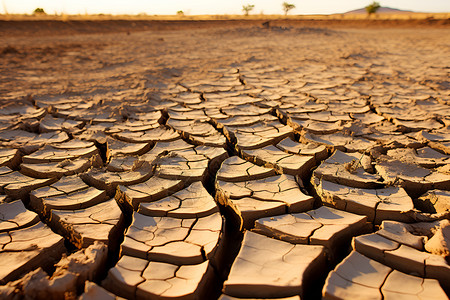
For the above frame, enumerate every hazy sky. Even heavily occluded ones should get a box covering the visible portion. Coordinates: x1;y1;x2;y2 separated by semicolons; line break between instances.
2;0;450;15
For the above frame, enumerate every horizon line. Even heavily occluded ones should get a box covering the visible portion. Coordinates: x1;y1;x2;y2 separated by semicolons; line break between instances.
2;10;450;16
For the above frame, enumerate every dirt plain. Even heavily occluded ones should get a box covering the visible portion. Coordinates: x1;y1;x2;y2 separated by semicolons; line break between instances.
0;18;449;299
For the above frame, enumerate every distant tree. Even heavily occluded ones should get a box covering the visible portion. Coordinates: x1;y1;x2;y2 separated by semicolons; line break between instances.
177;10;184;16
242;4;255;16
365;1;381;16
282;2;295;16
33;8;46;15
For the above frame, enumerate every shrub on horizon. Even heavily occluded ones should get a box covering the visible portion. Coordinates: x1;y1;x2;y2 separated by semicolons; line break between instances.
365;1;381;16
282;2;296;16
242;4;255;16
33;7;46;15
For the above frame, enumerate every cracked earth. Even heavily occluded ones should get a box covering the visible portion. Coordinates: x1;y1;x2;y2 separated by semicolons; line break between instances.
0;20;449;299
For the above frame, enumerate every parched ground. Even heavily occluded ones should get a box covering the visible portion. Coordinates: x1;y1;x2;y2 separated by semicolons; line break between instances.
0;20;449;299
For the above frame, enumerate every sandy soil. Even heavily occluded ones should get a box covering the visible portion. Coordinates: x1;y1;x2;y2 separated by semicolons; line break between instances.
1;19;449;101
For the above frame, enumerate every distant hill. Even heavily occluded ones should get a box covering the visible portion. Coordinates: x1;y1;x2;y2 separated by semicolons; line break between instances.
345;7;413;14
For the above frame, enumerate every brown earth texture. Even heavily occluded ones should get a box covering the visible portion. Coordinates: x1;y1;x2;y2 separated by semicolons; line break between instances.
0;18;450;299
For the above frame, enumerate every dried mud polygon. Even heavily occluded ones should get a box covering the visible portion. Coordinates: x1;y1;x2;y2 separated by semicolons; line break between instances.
0;29;449;299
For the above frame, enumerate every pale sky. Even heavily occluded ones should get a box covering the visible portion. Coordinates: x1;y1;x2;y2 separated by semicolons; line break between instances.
2;0;449;15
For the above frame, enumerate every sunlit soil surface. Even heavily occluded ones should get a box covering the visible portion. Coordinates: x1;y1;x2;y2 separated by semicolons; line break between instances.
0;19;449;299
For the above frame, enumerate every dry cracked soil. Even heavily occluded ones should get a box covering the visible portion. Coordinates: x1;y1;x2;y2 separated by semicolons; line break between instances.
0;19;449;300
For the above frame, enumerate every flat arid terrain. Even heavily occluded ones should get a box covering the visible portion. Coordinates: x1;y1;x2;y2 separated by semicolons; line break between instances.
0;18;449;299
